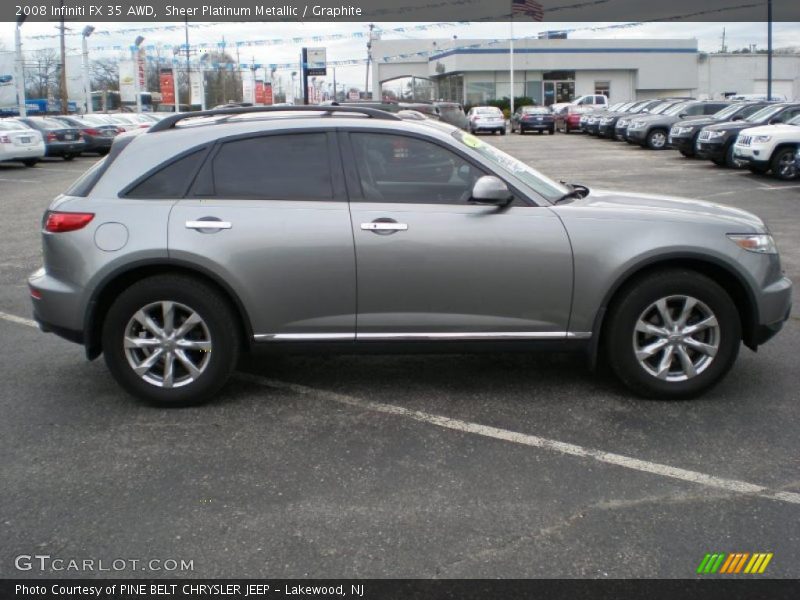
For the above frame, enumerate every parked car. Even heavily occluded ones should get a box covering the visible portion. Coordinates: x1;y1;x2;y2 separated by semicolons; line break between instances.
668;101;771;157
598;100;662;138
613;101;675;141
15;117;86;160
696;103;800;167
510;105;555;134
572;94;609;109
733;113;800;180
51;116;119;156
555;105;593;134
581;101;628;133
433;102;468;130
467;106;506;135
626;101;731;150
28;105;791;405
0;119;45;166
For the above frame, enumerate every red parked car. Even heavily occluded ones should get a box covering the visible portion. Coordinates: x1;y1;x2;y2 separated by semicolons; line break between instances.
555;105;594;134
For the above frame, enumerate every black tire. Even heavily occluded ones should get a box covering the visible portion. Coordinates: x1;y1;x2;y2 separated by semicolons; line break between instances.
549;127;555;135
770;147;798;181
500;128;506;136
604;269;741;400
63;154;75;161
679;149;694;158
722;142;739;168
22;159;39;167
102;275;241;406
747;163;769;175
564;123;570;134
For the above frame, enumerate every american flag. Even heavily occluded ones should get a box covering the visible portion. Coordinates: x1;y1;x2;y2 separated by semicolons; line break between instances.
512;0;545;21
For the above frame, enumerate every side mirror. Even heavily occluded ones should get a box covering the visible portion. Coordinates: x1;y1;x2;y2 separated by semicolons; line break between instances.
731;115;743;121
678;112;688;119
470;176;512;205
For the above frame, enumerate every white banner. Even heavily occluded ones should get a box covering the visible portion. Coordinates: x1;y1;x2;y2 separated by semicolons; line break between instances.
241;70;255;105
119;60;136;103
190;70;204;107
0;52;17;109
65;54;85;110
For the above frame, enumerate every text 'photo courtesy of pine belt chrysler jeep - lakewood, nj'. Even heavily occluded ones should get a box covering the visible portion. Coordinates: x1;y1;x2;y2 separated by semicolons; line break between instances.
28;106;792;406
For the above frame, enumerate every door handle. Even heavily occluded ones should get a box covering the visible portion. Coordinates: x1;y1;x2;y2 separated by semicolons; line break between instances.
361;221;408;232
186;219;232;231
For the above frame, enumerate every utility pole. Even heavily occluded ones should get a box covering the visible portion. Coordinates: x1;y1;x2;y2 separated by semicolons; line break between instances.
301;47;309;105
81;26;94;114
58;2;68;114
184;15;191;107
720;27;727;53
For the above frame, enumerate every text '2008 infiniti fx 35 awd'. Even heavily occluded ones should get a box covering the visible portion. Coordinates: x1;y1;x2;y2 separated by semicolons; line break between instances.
29;106;792;405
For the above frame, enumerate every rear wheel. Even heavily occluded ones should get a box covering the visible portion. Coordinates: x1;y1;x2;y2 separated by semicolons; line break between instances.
549;127;555;135
102;275;241;406
770;147;798;180
63;154;75;161
604;270;741;399
22;159;38;167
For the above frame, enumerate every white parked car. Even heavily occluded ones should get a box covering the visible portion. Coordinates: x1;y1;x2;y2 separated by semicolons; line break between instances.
572;94;609;108
733;114;800;180
466;106;506;135
0;119;45;166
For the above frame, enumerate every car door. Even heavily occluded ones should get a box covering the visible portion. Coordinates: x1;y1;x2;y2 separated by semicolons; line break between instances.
342;130;573;339
166;130;357;341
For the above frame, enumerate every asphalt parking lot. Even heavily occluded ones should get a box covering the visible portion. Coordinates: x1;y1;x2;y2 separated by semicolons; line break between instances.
1;134;799;579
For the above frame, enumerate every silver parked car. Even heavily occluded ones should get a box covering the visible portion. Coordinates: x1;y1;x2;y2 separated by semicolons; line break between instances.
29;106;792;405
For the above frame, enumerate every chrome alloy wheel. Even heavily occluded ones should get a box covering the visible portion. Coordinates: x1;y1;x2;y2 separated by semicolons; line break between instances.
649;131;667;149
633;295;720;382
123;301;212;388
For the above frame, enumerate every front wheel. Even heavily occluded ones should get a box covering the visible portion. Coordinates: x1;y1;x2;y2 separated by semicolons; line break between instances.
770;147;798;180
22;159;39;167
604;270;741;399
63;154;75;161
102;275;241;406
646;129;668;150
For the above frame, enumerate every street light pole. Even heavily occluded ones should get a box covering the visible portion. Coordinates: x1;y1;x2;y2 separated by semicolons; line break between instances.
133;35;144;113
81;26;95;114
15;15;26;118
767;0;773;101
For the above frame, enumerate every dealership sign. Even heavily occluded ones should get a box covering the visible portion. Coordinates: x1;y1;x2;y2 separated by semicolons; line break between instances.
306;47;327;76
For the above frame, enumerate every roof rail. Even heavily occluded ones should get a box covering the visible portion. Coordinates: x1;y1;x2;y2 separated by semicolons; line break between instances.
149;105;401;132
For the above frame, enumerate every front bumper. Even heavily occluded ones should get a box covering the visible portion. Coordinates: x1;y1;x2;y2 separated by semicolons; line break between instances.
597;122;616;137
668;135;694;152
753;276;793;347
733;143;771;168
626;128;647;143
695;139;726;160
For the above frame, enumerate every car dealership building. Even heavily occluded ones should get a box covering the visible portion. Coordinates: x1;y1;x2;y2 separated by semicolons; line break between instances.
372;37;800;105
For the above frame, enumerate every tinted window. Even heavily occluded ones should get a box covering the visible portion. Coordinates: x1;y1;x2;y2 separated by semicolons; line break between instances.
702;103;728;115
351;133;484;205
776;108;800;123
125;148;207;199
211;133;332;200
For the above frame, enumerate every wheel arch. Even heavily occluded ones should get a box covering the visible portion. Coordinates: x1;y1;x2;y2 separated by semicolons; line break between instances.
83;259;254;360
588;253;759;369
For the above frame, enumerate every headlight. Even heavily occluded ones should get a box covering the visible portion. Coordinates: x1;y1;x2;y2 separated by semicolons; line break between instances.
630;120;645;128
617;119;629;127
601;117;612;124
727;234;778;254
673;126;693;135
752;135;772;143
706;130;726;139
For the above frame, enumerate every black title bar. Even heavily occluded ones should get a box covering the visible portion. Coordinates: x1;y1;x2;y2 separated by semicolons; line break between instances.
4;0;800;23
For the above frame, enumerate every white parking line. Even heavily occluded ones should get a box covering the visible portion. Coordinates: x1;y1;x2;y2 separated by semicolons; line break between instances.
0;310;37;328
236;373;800;506
0;178;39;184
2;309;798;506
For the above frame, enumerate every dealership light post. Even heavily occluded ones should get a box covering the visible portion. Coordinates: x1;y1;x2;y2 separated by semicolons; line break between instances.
81;26;95;114
133;36;144;113
15;14;26;117
767;0;773;101
172;47;181;112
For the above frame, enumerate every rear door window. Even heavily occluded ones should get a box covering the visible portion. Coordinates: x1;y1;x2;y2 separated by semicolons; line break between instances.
124;148;208;199
209;133;334;200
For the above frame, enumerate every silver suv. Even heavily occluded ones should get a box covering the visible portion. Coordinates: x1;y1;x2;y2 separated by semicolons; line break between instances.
29;106;792;405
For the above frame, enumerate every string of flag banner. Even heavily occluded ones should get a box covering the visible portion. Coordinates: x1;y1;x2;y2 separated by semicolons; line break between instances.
127;21;649;72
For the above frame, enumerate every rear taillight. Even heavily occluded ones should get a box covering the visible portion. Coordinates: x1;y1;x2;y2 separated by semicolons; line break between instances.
0;135;10;144
83;128;100;136
44;211;95;233
46;132;57;142
117;127;125;134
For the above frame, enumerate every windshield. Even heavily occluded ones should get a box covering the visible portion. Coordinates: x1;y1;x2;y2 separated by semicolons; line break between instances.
650;102;677;115
746;105;786;122
451;130;569;203
663;102;690;116
711;103;742;120
0;120;30;130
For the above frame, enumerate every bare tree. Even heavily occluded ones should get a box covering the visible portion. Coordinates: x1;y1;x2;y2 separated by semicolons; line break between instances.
25;49;60;99
90;58;120;92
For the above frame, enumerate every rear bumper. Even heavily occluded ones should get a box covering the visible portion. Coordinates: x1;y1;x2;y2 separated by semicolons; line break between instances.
520;121;553;131
0;145;45;161
45;141;87;156
28;267;85;346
